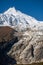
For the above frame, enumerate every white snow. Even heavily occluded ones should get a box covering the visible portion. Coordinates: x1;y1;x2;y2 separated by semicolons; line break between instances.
4;7;18;16
0;7;43;30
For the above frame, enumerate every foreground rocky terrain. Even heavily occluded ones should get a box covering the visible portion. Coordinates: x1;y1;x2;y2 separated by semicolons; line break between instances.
0;26;43;65
7;28;43;64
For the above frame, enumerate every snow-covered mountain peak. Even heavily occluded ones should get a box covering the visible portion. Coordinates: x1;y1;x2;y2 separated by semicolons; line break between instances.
0;7;43;31
4;7;18;16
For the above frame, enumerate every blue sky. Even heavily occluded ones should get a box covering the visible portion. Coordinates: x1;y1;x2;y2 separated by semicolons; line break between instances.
0;0;43;21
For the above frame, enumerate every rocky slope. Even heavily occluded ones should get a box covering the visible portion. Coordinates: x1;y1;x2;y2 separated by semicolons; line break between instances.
7;29;43;64
0;26;43;64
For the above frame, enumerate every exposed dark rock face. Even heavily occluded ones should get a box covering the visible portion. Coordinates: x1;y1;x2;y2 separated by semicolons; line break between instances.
0;37;19;65
31;45;34;57
0;26;20;65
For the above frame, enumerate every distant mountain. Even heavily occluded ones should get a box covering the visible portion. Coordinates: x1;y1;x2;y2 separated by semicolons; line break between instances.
0;7;42;31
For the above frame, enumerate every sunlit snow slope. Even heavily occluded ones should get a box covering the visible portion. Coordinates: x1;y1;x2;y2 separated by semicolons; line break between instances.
0;7;43;30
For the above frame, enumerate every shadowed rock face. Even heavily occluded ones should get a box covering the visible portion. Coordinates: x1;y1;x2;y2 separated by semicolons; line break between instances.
0;26;20;65
0;39;17;65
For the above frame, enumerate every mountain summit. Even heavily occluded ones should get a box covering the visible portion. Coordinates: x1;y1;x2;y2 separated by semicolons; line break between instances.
4;7;18;16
